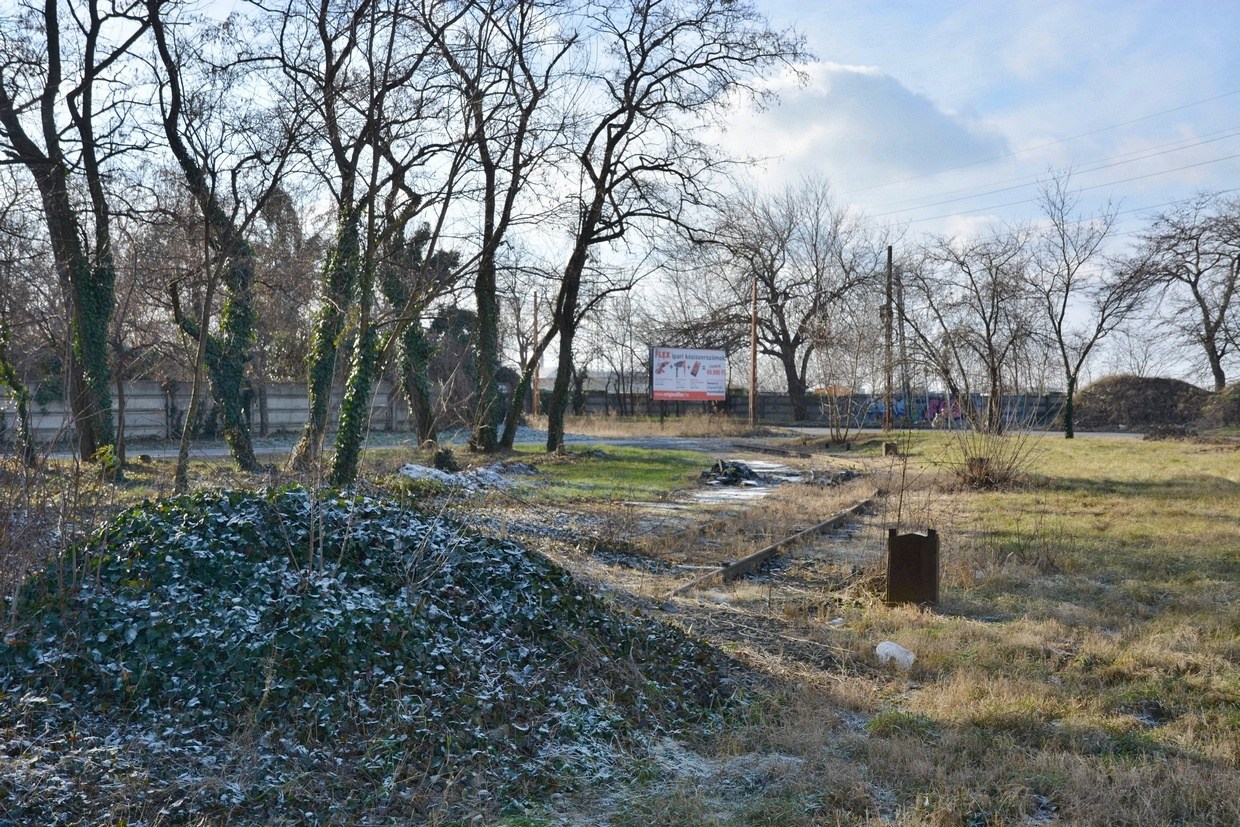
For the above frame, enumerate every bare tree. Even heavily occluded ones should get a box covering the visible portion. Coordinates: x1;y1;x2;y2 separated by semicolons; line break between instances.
1130;192;1238;391
810;290;884;442
423;0;576;452
583;291;648;416
1031;172;1146;437
904;230;1037;433
274;0;467;482
0;0;153;460
543;0;805;451
705;178;883;420
148;1;303;474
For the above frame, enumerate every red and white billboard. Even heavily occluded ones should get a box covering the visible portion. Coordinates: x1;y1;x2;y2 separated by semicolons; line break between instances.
650;347;727;401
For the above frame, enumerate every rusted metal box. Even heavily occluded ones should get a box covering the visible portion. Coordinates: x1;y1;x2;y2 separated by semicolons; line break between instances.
886;528;939;606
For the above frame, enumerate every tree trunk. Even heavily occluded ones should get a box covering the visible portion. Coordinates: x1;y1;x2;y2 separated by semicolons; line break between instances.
499;370;533;451
114;368;126;466
780;353;809;421
398;321;437;444
329;311;378;486
471;257;500;451
211;255;261;471
288;209;360;470
42;191;115;459
0;327;38;468
1206;344;1227;392
546;331;574;452
1063;374;1077;439
546;246;587;453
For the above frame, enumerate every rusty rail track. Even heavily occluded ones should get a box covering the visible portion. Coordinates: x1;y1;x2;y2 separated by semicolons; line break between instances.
667;493;876;597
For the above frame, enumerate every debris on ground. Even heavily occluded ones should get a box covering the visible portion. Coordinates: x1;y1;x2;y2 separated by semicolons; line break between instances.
700;459;770;486
699;459;858;489
875;640;917;670
397;460;539;492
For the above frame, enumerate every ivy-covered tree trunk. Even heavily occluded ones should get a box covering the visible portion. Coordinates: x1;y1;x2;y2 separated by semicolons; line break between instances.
288;209;360;471
70;256;117;457
152;14;261;473
0;1;124;463
169;282;260;473
30;180;115;460
329;259;378;486
210;259;261;471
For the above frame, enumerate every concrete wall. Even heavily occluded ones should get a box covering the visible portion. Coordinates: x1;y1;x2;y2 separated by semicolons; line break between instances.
0;380;414;447
0;381;1065;448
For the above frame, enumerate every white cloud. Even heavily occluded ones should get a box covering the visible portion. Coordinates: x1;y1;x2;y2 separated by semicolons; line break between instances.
715;62;1009;195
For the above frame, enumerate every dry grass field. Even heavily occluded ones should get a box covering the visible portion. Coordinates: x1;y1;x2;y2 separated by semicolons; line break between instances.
490;431;1239;826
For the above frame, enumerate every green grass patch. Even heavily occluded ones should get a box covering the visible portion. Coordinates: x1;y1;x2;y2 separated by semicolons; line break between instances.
509;444;709;503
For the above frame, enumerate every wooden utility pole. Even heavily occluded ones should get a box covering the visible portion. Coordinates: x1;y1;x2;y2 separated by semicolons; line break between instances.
883;245;894;432
749;273;758;428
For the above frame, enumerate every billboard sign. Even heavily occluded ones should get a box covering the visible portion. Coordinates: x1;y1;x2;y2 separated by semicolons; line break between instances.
650;347;727;401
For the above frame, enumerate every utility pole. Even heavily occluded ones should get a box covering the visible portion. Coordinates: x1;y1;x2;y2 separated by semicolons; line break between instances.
883;245;894;432
749;272;758;429
532;294;540;417
897;262;912;424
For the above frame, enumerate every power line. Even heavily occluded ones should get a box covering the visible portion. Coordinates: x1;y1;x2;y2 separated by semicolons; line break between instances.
865;125;1240;214
878;152;1240;227
843;88;1240;199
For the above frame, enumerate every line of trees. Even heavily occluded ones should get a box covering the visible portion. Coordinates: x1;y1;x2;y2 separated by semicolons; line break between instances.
2;1;1236;482
0;0;804;480
645;172;1237;437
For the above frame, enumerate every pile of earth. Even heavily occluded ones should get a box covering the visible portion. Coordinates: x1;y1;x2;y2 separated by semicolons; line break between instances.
1199;382;1240;429
0;487;736;825
1074;375;1212;431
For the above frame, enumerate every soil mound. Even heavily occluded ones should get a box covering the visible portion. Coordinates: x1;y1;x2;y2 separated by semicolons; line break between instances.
1199;382;1240;429
1074;375;1211;431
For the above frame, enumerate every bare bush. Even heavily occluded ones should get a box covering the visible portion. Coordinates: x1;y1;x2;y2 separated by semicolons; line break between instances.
944;426;1044;489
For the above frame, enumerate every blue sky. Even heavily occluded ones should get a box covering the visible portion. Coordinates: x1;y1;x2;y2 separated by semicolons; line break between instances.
718;0;1240;244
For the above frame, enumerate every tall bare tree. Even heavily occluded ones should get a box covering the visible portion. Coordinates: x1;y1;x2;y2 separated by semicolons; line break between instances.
423;0;576;452
0;0;152;460
275;0;466;482
543;0;805;451
148;0;301;473
1131;192;1238;392
705;178;883;420
1030;173;1145;438
904;230;1037;433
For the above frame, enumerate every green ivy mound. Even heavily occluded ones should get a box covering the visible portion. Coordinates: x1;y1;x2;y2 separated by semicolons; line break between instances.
0;488;735;824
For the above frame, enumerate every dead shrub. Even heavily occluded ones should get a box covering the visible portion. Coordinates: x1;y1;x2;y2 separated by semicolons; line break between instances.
944;427;1044;489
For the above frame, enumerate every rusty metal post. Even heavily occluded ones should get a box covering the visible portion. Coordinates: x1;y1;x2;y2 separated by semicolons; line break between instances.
886;528;939;606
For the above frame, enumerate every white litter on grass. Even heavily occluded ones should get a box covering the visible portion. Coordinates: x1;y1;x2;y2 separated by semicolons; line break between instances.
397;462;538;492
875;641;916;670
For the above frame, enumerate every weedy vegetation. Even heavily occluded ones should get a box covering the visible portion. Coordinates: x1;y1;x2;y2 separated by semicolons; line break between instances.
1;430;1237;825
